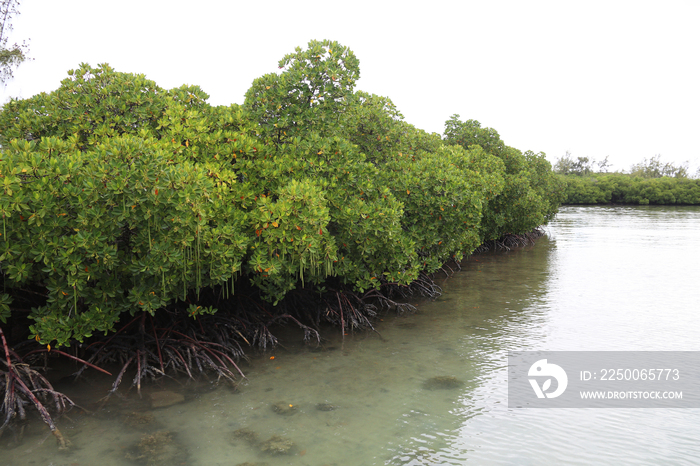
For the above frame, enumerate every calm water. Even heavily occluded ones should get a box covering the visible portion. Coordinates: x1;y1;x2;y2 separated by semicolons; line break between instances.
3;205;700;465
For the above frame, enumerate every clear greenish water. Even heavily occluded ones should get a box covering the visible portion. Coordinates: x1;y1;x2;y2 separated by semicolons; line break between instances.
3;205;700;465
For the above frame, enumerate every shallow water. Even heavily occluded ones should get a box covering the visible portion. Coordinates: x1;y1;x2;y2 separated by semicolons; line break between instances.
3;205;700;465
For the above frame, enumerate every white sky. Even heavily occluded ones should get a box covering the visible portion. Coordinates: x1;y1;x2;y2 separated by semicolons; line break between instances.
2;0;699;174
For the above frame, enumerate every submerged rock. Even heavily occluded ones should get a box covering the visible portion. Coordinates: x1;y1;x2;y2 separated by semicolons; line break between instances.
125;431;187;466
149;390;185;409
422;376;464;390
259;435;294;455
271;401;298;415
231;427;259;445
316;403;339;411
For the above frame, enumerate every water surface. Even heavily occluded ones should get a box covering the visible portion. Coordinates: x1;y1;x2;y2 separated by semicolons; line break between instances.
3;205;700;465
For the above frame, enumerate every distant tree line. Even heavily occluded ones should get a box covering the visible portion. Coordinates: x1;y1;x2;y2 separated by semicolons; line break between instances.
553;153;700;205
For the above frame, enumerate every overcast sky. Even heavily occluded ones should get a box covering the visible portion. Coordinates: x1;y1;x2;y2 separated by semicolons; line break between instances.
2;0;699;174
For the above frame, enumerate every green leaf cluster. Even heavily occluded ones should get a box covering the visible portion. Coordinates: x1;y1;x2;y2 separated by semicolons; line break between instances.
0;135;248;345
444;115;565;241
0;41;564;345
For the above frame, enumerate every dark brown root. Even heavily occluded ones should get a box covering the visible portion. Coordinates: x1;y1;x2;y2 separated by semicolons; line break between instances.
85;310;251;404
0;326;74;450
320;289;376;335
409;272;443;299
475;228;546;252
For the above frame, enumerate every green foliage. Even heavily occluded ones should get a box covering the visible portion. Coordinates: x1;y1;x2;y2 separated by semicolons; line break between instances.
246;178;337;303
383;143;503;272
235;122;412;297
554;152;696;204
339;91;408;162
0;45;25;83
0;63;170;147
0;292;10;322
555;152;688;181
338;94;504;274
559;173;700;205
0;135;248;346
629;155;689;179
559;174;614;204
244;39;360;143
0;0;29;85
0;40;565;348
444;115;564;242
553;152;611;176
242;42;416;295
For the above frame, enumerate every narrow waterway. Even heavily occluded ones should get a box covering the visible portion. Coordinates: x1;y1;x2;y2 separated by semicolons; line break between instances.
3;205;700;465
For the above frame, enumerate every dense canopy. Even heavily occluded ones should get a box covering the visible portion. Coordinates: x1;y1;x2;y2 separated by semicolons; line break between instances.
0;40;564;347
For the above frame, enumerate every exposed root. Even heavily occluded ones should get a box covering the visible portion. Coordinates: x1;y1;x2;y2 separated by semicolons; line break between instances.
475;228;545;252
0;326;75;450
409;272;443;298
86;311;250;403
320;290;376;335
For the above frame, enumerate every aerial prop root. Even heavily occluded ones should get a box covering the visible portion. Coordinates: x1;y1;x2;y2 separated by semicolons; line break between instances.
0;327;75;450
86;311;250;403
